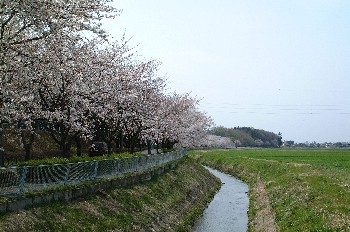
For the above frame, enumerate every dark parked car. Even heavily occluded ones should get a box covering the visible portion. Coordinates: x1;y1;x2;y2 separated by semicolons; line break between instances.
89;142;108;156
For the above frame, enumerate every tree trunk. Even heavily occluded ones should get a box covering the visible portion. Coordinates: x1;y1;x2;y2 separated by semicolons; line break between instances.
60;134;72;158
115;132;124;153
62;141;72;158
0;125;4;166
139;141;142;152
147;140;152;155
25;133;35;161
130;134;138;154
107;139;113;155
0;152;3;166
156;142;160;154
115;137;120;153
75;135;82;156
21;130;35;161
130;140;135;154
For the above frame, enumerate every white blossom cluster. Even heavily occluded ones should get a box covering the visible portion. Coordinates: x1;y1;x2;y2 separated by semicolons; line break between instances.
0;0;212;155
198;134;235;149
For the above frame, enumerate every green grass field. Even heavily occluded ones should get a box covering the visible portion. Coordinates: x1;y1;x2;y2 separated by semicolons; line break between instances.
190;149;350;232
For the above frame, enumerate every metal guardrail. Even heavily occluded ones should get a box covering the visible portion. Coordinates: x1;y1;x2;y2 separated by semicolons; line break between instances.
0;150;186;197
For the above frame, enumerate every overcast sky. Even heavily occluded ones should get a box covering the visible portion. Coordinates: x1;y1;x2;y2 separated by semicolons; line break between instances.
104;0;350;143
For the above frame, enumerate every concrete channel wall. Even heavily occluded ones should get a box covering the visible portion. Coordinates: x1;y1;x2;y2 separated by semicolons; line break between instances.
0;162;177;213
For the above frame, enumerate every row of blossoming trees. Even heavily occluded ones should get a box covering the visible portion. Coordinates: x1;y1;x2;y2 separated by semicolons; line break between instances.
0;0;212;161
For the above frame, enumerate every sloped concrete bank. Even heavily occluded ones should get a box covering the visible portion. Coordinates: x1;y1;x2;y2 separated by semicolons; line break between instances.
0;162;177;213
0;158;221;231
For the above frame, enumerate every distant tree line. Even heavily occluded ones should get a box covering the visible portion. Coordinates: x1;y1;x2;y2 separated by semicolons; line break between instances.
209;126;282;148
291;141;350;148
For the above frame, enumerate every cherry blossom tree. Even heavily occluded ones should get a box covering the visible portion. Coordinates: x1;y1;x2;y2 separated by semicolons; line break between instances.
1;0;119;160
142;93;212;148
94;58;165;154
85;41;142;153
0;0;118;65
0;1;214;161
175;108;213;148
199;134;235;148
8;34;99;157
1;0;119;113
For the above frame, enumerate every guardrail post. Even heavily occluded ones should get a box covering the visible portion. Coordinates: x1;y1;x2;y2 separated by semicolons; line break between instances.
114;159;118;176
135;157;139;173
120;158;125;175
146;156;149;170
142;157;146;171
129;158;132;173
132;157;135;172
18;166;28;195
64;164;71;185
93;160;99;179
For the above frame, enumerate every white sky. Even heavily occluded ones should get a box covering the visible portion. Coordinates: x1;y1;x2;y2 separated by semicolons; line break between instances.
104;0;350;143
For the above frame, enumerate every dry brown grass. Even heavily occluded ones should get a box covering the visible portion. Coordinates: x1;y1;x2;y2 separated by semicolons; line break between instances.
250;178;279;232
0;210;40;231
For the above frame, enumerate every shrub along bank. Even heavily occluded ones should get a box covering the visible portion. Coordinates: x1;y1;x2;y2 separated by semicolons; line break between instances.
0;157;220;231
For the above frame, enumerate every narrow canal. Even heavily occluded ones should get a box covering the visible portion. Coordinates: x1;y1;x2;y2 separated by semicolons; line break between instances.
193;166;249;232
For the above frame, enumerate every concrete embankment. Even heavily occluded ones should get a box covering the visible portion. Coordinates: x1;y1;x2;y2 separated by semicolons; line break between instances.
0;157;220;231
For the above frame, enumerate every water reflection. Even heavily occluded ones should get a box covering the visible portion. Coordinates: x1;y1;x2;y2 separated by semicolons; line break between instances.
193;166;249;232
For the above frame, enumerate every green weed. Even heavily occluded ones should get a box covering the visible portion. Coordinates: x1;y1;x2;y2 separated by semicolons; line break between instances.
190;149;350;231
0;158;220;231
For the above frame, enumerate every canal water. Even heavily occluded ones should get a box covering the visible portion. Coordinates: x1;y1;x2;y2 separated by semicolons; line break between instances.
193;166;249;232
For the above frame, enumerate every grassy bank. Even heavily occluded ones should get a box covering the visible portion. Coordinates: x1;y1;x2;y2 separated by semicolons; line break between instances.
0;158;220;232
190;149;350;232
